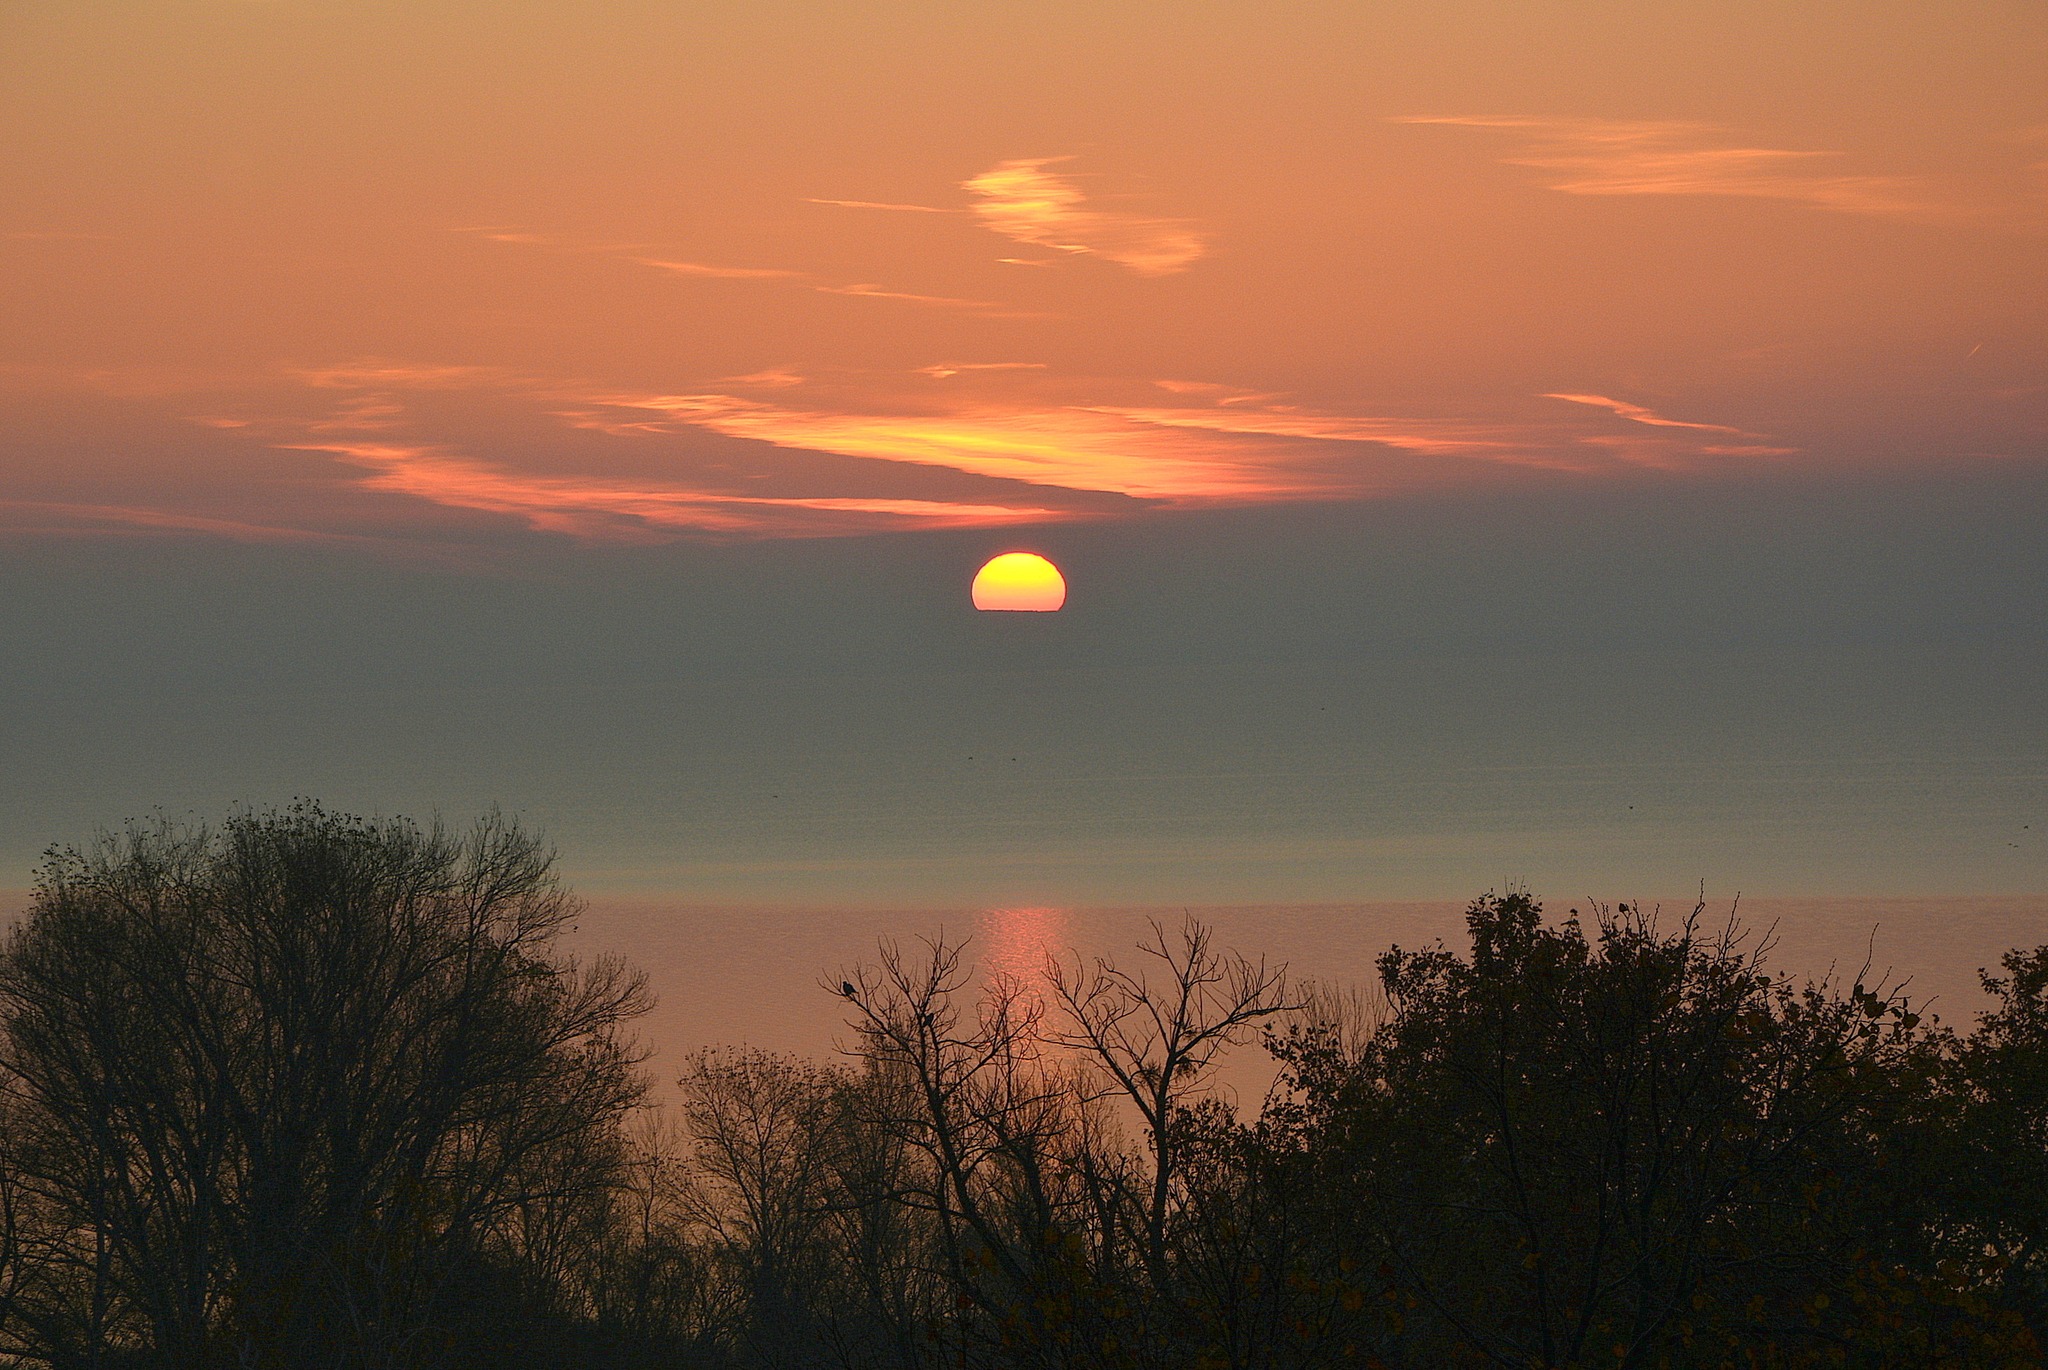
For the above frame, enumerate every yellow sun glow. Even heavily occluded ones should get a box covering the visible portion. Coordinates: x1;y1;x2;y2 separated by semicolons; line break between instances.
972;552;1066;612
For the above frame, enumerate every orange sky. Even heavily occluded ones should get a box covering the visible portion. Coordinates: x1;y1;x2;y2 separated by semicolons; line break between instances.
4;0;2044;549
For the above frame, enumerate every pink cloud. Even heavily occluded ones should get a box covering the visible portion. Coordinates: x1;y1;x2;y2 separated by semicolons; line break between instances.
1399;116;1940;219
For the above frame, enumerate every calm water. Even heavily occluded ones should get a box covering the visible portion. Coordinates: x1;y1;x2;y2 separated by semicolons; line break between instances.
5;888;2040;1085
569;896;2048;1105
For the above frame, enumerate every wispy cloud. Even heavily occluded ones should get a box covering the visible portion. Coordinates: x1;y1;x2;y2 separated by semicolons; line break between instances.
308;396;407;433
294;360;514;390
5;230;115;242
1398;116;1936;219
2021;126;2048;206
0;498;472;561
805;197;954;214
1540;392;1797;456
452;225;551;245
632;257;805;281
460;225;1019;314
282;439;1067;538
813;282;1000;310
962;159;1206;275
717;367;808;389
916;362;1047;380
1150;381;1283;407
548;409;675;438
1085;405;1528;461
1542;393;1742;433
456;223;799;284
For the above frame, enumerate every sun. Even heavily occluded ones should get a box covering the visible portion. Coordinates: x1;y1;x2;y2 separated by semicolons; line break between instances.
972;552;1066;612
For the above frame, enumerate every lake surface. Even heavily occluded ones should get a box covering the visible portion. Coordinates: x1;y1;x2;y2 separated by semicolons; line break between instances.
570;895;2048;1107
1;887;2041;1108
6;888;2041;1108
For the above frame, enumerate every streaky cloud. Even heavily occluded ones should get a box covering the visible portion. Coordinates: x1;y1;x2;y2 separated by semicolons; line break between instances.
1086;405;1524;461
18;361;1803;552
633;257;806;281
0;498;474;562
294;360;516;390
461;224;808;280
451;226;551;245
806;197;955;213
279;366;1799;541
594;384;1740;501
814;282;1002;310
916;362;1047;379
457;222;1031;315
1399;116;1941;219
594;391;1290;500
281;438;1071;539
716;368;808;389
1543;393;1743;433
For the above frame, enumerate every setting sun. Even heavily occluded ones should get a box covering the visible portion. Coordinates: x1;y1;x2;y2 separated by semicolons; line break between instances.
972;552;1067;612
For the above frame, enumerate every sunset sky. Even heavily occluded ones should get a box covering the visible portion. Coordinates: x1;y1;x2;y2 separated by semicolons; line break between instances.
3;1;2044;904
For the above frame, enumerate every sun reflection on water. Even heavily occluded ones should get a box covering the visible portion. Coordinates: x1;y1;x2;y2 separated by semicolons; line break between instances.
976;905;1072;996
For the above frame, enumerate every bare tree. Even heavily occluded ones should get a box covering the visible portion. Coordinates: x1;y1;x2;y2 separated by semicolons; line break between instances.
817;1057;950;1370
677;1047;843;1367
834;938;1117;1365
1285;977;1388;1070
573;1108;716;1353
1048;917;1293;1288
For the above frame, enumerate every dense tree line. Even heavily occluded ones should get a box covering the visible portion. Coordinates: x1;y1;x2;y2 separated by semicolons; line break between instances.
0;806;2043;1367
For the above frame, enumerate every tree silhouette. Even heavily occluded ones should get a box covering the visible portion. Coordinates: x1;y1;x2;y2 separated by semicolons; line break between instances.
0;803;649;1368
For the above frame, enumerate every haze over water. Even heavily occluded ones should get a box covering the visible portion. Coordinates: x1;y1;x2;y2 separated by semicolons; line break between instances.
568;897;2048;1094
7;885;2041;1102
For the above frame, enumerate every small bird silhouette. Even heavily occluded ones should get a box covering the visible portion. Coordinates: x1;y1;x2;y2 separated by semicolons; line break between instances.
841;981;858;998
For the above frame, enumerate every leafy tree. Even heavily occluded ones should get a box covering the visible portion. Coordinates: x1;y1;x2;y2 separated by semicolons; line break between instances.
1942;946;2048;1322
1265;891;1994;1369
